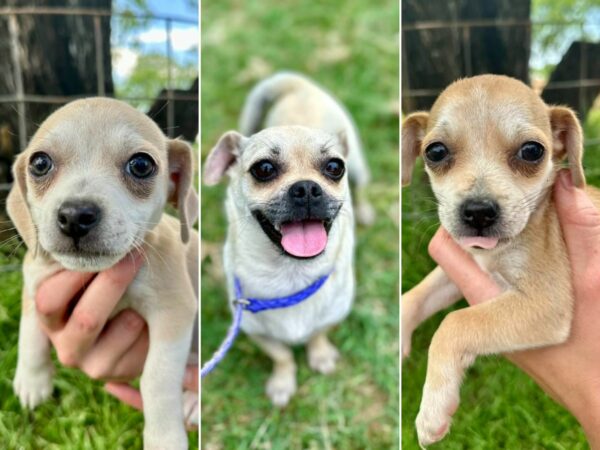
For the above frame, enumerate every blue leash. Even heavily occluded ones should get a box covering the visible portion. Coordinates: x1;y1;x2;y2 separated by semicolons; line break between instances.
200;273;331;378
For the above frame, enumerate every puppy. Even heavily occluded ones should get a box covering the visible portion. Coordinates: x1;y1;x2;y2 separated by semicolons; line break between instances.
203;72;366;406
402;74;590;445
7;98;199;449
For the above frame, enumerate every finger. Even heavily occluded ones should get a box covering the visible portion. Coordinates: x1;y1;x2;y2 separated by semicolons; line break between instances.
105;382;143;410
56;251;144;366
183;365;198;392
36;271;95;332
109;331;150;380
78;309;147;380
429;227;503;305
554;169;600;268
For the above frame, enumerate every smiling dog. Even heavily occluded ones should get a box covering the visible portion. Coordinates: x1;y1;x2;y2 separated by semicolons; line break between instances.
203;72;369;406
402;75;590;445
8;98;198;449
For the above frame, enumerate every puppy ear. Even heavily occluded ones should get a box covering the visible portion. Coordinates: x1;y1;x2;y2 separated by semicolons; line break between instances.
7;152;36;248
203;131;247;186
402;112;429;186
337;130;349;157
167;139;198;244
549;106;585;188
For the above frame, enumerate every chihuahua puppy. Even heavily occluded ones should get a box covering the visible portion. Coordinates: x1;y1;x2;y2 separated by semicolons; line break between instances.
402;74;590;445
203;73;366;406
8;98;198;449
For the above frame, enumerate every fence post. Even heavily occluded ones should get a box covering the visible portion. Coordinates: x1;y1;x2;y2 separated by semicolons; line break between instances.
166;18;175;138
94;15;106;96
8;14;27;151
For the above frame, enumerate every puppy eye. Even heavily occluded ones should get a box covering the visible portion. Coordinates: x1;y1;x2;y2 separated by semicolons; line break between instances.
424;143;449;163
323;158;345;180
517;142;545;162
127;153;156;179
250;160;278;182
29;152;53;177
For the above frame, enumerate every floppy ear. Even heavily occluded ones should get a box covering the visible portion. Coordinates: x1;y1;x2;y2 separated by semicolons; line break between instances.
203;131;247;186
7;152;36;249
549;106;585;188
337;130;349;157
167;139;198;244
402;112;429;186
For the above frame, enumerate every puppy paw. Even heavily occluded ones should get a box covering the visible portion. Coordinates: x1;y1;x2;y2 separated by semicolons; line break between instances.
13;364;54;409
266;371;297;407
144;428;188;450
183;390;198;429
355;201;376;226
415;387;458;446
308;340;339;374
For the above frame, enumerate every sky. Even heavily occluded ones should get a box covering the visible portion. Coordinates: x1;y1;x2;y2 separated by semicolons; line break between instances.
111;0;198;82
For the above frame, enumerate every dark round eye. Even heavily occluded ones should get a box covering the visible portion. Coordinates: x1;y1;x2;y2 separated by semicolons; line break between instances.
323;158;345;180
127;153;156;178
29;152;53;177
250;160;278;182
424;143;449;163
517;142;545;162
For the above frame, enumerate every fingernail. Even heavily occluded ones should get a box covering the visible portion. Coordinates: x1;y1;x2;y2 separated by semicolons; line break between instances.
559;170;573;190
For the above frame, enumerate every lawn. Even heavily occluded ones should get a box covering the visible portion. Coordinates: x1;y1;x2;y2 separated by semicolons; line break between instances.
400;108;600;449
200;1;399;449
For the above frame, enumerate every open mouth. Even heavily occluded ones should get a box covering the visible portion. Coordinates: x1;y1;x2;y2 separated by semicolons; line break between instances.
253;211;333;259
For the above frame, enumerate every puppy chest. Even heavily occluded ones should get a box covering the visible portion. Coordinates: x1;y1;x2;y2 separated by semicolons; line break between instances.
238;277;354;345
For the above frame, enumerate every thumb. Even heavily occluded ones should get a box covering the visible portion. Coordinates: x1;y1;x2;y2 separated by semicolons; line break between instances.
554;170;600;265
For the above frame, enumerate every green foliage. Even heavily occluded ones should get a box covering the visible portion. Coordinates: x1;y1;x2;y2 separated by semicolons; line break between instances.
115;53;197;110
200;0;399;448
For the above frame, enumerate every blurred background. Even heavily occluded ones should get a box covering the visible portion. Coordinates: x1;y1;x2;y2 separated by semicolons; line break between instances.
200;0;399;448
0;1;198;448
402;0;600;448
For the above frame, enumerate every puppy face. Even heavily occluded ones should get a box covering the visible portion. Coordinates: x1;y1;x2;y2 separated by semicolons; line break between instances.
403;75;584;251
204;126;349;258
8;98;197;271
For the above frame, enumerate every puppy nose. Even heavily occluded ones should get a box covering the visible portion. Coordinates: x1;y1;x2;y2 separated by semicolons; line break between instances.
288;180;322;203
461;199;499;229
57;201;102;239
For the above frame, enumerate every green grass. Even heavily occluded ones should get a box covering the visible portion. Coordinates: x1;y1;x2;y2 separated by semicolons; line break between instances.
0;241;202;449
200;1;399;448
401;110;600;449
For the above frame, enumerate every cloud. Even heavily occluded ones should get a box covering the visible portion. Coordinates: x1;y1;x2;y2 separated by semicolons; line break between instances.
112;47;139;80
136;26;198;52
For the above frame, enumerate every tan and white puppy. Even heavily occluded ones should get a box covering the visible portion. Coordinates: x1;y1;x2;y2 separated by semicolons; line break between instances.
402;74;591;446
205;122;356;405
238;71;374;225
7;98;198;450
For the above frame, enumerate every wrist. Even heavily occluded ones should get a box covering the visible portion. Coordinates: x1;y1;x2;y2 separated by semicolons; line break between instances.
567;379;600;448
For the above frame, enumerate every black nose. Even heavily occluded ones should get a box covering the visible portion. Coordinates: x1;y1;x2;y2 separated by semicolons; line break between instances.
461;199;499;230
288;180;322;205
57;201;102;239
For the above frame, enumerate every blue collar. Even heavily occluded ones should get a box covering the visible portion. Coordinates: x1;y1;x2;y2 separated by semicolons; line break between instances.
234;273;331;313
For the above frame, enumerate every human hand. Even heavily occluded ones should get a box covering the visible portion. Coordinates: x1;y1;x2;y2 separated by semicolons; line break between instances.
427;170;600;447
36;251;148;381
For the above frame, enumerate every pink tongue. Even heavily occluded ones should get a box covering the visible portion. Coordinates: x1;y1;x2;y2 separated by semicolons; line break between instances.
459;236;499;249
280;221;328;257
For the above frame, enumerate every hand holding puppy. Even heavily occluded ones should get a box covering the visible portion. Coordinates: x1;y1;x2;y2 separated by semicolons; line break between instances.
429;170;600;447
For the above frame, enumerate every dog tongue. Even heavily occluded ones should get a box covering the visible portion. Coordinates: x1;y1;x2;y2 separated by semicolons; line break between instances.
459;236;499;249
280;221;327;257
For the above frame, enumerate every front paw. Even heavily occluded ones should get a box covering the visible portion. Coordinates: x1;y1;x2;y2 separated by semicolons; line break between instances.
144;427;188;450
266;370;297;407
308;340;339;374
13;364;54;409
415;385;459;446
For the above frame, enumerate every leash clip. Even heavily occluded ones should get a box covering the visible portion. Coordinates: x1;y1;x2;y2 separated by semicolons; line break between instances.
233;298;250;308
